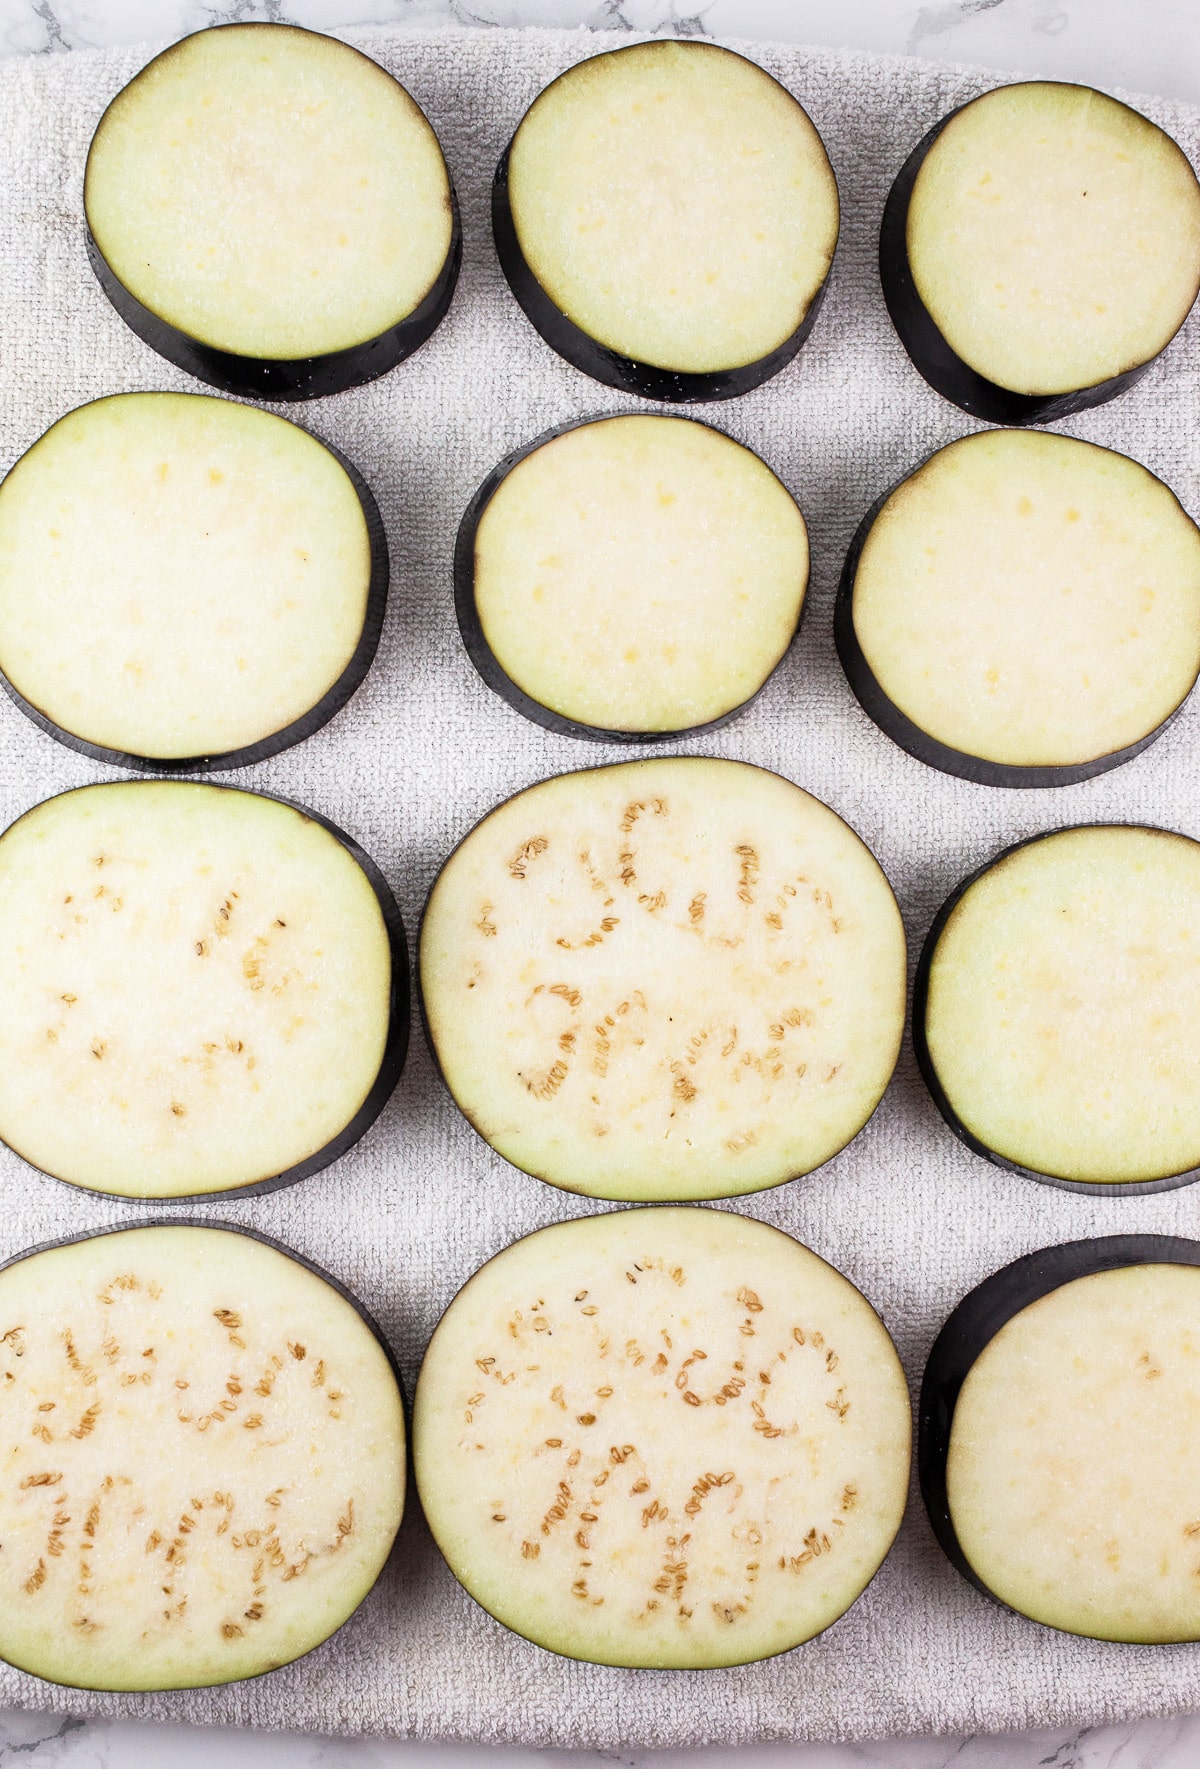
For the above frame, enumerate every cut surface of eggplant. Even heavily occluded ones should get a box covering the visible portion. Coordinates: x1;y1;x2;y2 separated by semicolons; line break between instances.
461;416;808;738
85;24;458;398
883;82;1200;421
840;430;1200;783
0;782;404;1200
414;1207;910;1668
918;825;1200;1190
924;1237;1200;1641
420;758;905;1201
0;394;385;770
0;1222;404;1690
497;41;838;400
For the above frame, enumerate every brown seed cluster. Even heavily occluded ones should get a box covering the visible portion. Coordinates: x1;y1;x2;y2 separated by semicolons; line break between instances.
468;794;861;1161
2;1279;366;1642
509;836;549;880
466;1262;865;1636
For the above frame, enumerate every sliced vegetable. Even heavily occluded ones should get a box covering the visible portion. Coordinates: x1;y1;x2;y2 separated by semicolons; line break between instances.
458;415;809;739
420;758;905;1201
0;393;386;771
495;40;838;402
923;1236;1200;1641
837;429;1200;785
880;82;1200;423
0;781;406;1200
917;824;1200;1191
0;1221;404;1689
415;1206;910;1667
85;23;459;399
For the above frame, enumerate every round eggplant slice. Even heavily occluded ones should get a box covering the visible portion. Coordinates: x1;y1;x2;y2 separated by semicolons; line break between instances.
838;430;1200;786
923;1236;1200;1642
0;781;406;1201
84;24;459;400
420;758;905;1201
917;825;1200;1192
458;416;809;740
414;1207;910;1668
881;82;1200;424
0;394;387;772
0;1221;404;1690
495;41;839;402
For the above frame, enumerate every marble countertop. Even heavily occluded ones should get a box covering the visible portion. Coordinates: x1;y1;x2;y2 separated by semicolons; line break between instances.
4;0;1200;104
2;1;1200;1765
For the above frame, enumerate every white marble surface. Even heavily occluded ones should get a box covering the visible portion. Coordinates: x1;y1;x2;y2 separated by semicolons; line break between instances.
1;0;1200;1765
3;0;1200;103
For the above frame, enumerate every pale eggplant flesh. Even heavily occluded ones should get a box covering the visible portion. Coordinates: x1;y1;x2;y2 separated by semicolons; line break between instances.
0;393;389;773
414;1206;910;1667
84;24;461;400
456;415;809;741
880;83;1200;425
836;429;1200;787
419;757;906;1202
0;1220;405;1690
494;40;839;404
0;780;408;1203
915;825;1200;1195
922;1236;1200;1642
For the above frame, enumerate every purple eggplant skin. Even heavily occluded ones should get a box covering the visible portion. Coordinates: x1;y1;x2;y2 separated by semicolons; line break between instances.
835;476;1189;789
492;125;836;405
0;781;410;1207
913;825;1200;1198
84;196;461;404
0;1215;406;1694
919;1233;1200;1618
454;416;809;743
0;429;389;776
879;104;1158;426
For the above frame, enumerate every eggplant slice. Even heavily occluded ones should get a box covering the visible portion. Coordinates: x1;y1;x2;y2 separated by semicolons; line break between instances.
495;41;839;402
458;415;809;740
923;1236;1200;1642
0;781;406;1201
420;758;906;1201
0;394;386;772
85;24;459;400
414;1207;910;1668
917;825;1200;1193
0;1221;404;1690
838;429;1200;786
881;82;1200;424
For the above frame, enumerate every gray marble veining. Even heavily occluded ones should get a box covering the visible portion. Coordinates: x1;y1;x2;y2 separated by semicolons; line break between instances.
3;0;1200;102
0;0;1199;1765
5;1708;1200;1767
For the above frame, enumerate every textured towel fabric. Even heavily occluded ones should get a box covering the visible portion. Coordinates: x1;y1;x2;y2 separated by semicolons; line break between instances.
1;21;1200;1748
